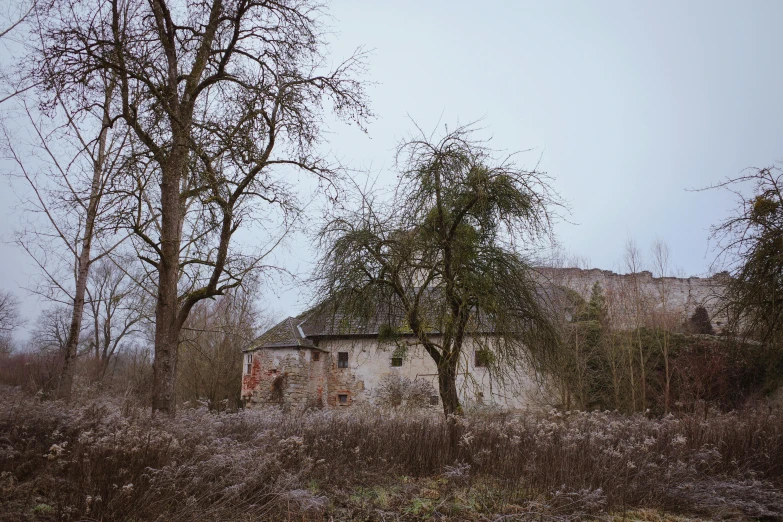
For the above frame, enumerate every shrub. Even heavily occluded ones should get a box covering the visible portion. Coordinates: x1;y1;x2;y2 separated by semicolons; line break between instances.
373;374;437;410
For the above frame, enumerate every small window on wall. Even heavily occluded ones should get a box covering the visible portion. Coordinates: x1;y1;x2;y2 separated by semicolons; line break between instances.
474;349;492;368
338;393;349;404
430;395;439;406
311;351;320;362
244;353;252;374
337;352;349;368
391;357;403;367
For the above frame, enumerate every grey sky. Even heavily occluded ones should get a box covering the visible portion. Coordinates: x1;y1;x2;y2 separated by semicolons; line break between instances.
2;0;783;328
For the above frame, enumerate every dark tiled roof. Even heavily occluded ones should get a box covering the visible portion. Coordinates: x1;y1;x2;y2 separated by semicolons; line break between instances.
298;301;412;338
246;317;319;351
250;284;576;350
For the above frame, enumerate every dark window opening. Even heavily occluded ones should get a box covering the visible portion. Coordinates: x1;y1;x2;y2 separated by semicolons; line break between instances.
312;351;320;361
337;352;349;368
391;357;403;367
430;395;439;406
270;368;277;374
474;349;491;367
338;393;348;404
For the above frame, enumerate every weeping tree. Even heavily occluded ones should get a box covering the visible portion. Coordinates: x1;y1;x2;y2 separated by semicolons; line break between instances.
710;166;783;350
315;126;562;416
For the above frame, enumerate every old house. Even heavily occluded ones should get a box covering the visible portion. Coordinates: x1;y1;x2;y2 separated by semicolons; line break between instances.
240;310;541;410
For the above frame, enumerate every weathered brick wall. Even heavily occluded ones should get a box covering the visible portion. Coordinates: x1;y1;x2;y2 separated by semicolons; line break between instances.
242;348;329;408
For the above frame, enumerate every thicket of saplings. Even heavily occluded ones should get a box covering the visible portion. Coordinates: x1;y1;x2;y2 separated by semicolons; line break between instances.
550;283;783;415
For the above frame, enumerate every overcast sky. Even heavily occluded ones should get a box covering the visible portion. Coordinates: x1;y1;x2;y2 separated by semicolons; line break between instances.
2;0;783;330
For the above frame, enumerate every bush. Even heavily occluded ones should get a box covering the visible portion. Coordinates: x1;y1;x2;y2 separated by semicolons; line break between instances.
373;373;437;410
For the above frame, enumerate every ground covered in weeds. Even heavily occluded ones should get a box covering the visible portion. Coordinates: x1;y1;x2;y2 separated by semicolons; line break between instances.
2;386;783;521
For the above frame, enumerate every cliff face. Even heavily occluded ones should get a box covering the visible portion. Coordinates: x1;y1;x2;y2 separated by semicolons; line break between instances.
537;267;730;332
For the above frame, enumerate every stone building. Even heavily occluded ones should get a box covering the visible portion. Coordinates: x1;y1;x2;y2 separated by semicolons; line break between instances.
240;313;540;410
241;268;729;409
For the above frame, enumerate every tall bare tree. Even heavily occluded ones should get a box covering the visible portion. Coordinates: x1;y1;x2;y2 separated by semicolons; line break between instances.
316;126;561;416
36;0;371;414
4;69;131;399
650;238;678;413
622;238;649;411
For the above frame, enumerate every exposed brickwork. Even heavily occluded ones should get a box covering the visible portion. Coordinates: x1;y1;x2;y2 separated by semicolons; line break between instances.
242;348;330;408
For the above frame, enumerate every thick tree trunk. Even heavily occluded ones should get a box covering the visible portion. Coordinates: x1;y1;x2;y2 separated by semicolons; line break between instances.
438;357;462;416
151;146;185;416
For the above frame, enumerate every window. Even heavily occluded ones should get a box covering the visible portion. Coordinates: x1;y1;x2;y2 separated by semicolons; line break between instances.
312;351;320;362
391;357;403;367
338;393;349;404
430;395;439;406
474;349;492;367
244;353;252;374
337;352;349;368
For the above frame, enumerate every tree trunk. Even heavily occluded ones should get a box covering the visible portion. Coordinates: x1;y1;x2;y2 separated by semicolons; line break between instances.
57;91;112;400
438;356;462;459
151;147;185;416
58;251;91;400
438;356;462;416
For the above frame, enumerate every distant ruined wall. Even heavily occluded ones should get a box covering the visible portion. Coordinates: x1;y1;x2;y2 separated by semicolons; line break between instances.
539;267;729;332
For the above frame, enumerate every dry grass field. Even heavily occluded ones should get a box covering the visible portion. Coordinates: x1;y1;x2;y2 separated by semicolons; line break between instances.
2;385;783;521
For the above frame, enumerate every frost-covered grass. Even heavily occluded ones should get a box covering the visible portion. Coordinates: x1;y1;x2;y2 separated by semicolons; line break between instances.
1;385;783;521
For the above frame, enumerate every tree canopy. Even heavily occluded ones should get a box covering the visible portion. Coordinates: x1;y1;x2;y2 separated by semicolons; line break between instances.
315;125;563;415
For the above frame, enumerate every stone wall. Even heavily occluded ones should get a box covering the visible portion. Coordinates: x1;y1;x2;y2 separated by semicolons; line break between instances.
241;347;328;409
540;267;729;332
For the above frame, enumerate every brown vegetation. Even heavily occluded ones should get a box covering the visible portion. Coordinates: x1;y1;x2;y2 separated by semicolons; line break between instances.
2;385;783;521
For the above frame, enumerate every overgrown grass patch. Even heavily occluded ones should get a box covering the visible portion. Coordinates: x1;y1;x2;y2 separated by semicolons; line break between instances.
2;385;783;520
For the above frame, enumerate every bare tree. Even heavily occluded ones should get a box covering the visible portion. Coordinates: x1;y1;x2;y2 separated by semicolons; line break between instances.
0;290;21;335
37;0;371;414
316;125;562;416
178;281;264;411
622;238;651;411
4;69;132;400
650;238;678;413
82;257;147;381
0;290;22;355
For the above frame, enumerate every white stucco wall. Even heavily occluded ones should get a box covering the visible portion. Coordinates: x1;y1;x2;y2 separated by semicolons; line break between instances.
321;337;543;409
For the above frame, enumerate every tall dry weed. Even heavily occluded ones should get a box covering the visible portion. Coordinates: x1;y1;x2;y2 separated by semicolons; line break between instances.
2;385;783;520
